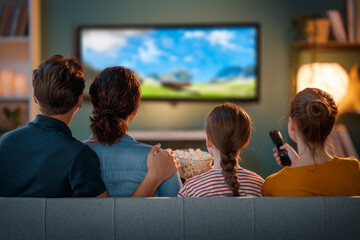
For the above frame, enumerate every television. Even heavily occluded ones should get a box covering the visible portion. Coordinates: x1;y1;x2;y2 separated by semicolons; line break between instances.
78;24;260;101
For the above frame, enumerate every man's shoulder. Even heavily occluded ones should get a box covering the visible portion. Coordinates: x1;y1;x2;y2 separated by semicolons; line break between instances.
67;138;98;161
0;125;29;144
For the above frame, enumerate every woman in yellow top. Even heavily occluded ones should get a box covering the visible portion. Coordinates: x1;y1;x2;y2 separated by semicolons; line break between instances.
262;88;360;196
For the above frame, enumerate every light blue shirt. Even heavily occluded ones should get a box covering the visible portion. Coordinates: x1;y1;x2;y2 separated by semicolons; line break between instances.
84;134;182;197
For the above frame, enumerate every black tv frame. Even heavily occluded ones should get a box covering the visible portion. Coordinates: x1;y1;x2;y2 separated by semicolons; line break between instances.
77;23;261;103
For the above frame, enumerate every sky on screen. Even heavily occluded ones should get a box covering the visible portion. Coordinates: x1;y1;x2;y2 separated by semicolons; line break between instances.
81;26;257;83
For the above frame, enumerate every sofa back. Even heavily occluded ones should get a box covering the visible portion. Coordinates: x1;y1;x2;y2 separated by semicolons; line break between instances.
0;197;359;240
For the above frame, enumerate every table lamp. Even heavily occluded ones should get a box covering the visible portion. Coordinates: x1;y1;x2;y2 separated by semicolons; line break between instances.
296;62;349;104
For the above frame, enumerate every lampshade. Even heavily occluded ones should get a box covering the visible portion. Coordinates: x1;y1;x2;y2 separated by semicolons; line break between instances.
296;63;349;104
0;69;15;96
13;73;28;96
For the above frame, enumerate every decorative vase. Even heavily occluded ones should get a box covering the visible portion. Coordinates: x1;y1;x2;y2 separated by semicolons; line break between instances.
305;18;331;44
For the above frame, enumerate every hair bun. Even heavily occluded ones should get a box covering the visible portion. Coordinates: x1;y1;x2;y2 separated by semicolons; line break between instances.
306;99;331;121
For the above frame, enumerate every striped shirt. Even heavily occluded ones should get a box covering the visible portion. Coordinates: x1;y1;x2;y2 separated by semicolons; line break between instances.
178;168;264;197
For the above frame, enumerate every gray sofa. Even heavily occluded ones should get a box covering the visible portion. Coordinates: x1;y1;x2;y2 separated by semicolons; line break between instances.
1;197;359;240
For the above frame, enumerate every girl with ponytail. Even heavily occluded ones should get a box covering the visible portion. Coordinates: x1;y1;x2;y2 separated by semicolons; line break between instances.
262;88;360;196
178;103;264;197
84;66;181;197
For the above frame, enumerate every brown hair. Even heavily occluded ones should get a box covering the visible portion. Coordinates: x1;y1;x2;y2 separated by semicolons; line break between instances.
89;66;141;145
32;55;85;115
290;88;338;155
205;102;251;196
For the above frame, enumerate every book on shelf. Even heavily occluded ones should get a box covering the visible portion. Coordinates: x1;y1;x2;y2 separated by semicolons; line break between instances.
356;0;360;43
10;7;21;36
0;5;11;36
2;6;17;36
15;5;28;36
346;0;356;43
327;10;347;43
0;4;28;37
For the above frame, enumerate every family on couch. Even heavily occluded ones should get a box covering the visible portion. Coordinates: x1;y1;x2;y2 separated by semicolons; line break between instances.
0;55;359;198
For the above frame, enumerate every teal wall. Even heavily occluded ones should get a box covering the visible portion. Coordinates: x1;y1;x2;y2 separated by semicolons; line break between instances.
41;0;348;178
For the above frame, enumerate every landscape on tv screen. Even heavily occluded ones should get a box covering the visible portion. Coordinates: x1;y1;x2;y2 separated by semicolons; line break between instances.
80;25;258;100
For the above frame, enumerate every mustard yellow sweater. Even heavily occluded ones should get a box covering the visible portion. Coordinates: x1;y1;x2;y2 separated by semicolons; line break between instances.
262;156;360;196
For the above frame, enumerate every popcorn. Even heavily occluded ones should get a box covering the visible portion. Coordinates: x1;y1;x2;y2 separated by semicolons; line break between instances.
175;148;213;179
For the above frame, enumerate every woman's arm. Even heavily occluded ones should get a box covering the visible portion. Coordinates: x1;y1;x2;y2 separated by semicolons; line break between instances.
130;144;180;197
157;171;182;197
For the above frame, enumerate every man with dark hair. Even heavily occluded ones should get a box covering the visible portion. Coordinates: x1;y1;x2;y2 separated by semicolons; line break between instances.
0;55;179;197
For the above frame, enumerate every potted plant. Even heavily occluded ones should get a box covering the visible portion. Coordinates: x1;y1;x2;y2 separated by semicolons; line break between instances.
0;107;21;136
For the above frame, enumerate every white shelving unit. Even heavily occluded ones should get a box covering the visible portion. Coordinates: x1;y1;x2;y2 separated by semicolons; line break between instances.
0;0;41;124
0;36;29;42
128;130;206;141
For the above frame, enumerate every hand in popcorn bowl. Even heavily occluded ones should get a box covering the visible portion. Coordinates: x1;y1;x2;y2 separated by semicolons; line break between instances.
174;148;213;179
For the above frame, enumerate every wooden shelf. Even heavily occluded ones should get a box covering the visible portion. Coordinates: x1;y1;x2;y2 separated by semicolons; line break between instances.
0;36;29;43
297;41;360;50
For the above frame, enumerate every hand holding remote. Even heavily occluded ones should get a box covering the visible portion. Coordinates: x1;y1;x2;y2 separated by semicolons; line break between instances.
269;130;292;166
272;144;300;167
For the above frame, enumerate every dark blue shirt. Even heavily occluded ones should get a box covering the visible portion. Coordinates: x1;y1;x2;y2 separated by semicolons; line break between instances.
0;115;106;197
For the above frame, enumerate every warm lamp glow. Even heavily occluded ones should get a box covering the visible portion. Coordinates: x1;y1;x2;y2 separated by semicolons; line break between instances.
297;63;349;104
0;69;15;96
13;73;28;96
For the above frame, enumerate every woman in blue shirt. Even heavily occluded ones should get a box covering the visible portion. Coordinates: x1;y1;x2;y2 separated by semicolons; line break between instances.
84;67;182;197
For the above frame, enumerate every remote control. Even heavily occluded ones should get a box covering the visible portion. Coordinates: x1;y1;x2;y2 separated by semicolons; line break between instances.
269;130;291;166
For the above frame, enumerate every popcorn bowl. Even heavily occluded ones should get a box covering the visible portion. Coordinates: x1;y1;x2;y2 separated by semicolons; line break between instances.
174;149;213;179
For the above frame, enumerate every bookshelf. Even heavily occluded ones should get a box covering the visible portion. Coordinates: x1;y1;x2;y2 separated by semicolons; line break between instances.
290;39;360;97
0;36;29;42
297;40;360;50
0;0;41;128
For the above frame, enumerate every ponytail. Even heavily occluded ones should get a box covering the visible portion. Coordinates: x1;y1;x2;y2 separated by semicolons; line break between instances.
89;66;140;145
90;109;128;145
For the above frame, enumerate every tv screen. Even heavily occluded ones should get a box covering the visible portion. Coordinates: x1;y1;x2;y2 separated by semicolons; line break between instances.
78;24;260;101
